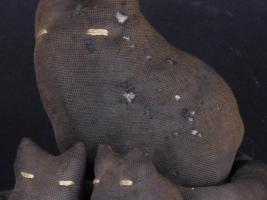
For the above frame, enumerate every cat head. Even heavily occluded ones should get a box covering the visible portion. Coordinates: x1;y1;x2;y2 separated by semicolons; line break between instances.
9;138;86;200
91;145;183;200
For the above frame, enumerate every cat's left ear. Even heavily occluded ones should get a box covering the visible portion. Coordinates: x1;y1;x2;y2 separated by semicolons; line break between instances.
14;138;50;177
94;145;122;176
58;142;87;175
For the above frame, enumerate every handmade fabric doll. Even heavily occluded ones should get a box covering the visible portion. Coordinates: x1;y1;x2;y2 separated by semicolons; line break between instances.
91;145;267;200
8;138;86;200
35;0;244;187
91;144;184;200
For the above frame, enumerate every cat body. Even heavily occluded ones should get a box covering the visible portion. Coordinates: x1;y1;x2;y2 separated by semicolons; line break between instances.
35;0;244;186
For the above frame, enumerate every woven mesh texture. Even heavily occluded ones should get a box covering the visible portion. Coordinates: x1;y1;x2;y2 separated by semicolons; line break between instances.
35;0;244;186
92;145;184;200
9;138;86;200
92;145;267;200
180;160;267;200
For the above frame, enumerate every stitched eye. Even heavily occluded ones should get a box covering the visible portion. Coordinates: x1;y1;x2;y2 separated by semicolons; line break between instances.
119;179;134;186
20;171;34;179
93;178;101;184
58;180;75;186
86;29;109;36
36;29;48;38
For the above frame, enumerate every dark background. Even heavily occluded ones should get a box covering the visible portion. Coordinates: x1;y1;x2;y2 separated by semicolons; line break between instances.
0;0;266;191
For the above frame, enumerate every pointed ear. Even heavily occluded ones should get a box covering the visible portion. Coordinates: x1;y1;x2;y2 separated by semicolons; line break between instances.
16;138;50;160
94;144;121;176
125;148;146;161
59;141;87;167
14;138;50;176
35;0;77;37
38;142;87;181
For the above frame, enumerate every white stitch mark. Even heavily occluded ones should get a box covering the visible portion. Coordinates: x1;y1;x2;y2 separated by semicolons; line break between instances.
37;29;48;38
190;111;196;116
191;130;199;136
59;180;75;186
116;12;128;24
122;92;136;103
93;179;100;184
123;36;131;41
21;172;34;179
86;29;109;36
166;59;176;65
146;55;152;60
175;95;181;101
191;130;202;138
130;44;136;49
188;111;196;122
144;150;149;156
119;179;133;186
173;132;179;137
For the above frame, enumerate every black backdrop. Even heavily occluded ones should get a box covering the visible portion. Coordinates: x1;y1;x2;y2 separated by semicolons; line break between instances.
0;0;266;191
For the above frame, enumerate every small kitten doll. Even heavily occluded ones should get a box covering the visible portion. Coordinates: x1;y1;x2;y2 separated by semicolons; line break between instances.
91;145;267;200
9;138;86;200
91;144;184;200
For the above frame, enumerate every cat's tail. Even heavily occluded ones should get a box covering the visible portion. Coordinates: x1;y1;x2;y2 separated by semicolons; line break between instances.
180;159;267;200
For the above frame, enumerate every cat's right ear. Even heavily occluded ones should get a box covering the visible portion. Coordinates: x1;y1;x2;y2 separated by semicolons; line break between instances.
16;138;49;158
58;142;87;176
14;138;50;176
94;145;121;176
35;0;77;37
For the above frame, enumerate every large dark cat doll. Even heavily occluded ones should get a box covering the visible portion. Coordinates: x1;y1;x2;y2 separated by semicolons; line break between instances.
35;0;243;187
34;0;267;199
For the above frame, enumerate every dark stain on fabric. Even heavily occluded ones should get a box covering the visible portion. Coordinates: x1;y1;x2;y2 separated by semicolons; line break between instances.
119;81;136;93
182;108;195;122
84;38;95;52
144;106;153;119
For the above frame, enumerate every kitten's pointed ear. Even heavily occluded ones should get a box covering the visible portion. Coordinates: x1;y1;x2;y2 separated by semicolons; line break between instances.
51;142;87;181
60;142;87;163
94;145;121;175
16;138;49;161
14;138;50;176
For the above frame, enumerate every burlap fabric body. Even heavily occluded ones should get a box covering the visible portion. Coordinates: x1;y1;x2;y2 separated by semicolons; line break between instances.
92;145;184;200
35;0;244;187
92;145;267;200
8;138;86;200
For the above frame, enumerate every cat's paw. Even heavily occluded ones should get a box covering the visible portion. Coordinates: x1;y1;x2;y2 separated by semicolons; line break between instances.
180;160;267;200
